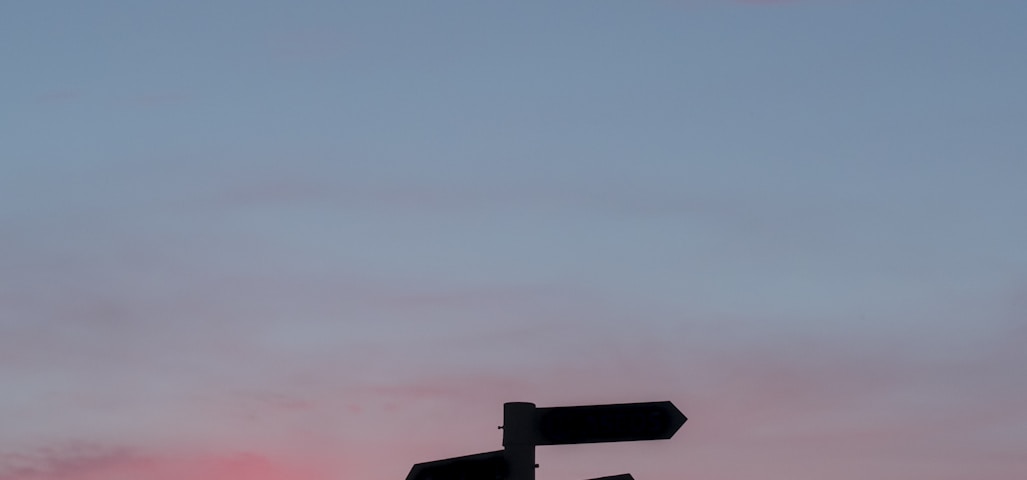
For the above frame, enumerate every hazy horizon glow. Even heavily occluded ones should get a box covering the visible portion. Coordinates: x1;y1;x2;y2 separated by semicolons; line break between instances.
2;1;1026;479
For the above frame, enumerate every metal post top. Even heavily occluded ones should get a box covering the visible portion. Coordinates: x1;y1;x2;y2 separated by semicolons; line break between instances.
502;402;538;447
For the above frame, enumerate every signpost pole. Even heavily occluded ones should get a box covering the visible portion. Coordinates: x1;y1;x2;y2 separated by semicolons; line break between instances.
502;402;536;480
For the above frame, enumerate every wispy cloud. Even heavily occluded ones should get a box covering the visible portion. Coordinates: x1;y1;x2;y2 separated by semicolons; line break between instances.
0;444;144;480
201;175;823;235
33;90;83;105
0;444;330;480
265;29;349;64
126;92;191;108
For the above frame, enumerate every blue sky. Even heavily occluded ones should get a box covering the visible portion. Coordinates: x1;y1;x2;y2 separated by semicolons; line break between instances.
2;1;1026;480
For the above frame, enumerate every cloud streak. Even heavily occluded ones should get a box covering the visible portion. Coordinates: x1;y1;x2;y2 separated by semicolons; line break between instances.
0;445;328;480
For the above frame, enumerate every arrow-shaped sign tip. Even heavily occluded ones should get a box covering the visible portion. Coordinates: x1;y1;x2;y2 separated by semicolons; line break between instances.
668;402;687;433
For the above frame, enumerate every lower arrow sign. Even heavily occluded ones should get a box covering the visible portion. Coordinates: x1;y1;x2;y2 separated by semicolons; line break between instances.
588;474;634;480
406;451;508;480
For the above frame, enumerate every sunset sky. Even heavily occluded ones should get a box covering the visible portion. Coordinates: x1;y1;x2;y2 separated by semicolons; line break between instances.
2;1;1026;479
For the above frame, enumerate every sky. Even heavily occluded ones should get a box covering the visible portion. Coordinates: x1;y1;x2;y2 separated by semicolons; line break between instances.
1;0;1026;479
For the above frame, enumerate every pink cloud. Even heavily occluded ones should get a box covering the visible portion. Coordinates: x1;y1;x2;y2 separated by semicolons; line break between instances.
0;445;332;480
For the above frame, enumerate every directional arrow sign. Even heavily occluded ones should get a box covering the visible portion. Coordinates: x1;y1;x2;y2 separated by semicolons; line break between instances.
406;450;508;480
532;401;686;445
588;474;634;480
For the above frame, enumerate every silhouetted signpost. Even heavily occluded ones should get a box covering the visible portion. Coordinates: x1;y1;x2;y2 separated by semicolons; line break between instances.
405;401;686;480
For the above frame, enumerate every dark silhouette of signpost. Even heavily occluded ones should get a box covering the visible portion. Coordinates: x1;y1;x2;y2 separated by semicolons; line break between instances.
503;402;537;480
406;401;686;480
